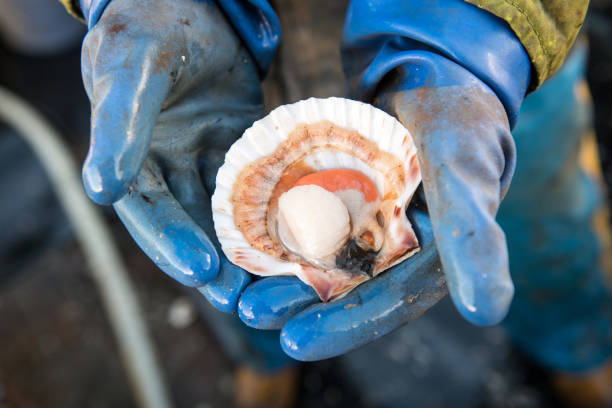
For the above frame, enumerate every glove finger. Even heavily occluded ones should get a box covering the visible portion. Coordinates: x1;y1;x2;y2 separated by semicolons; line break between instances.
113;161;219;286
165;163;250;313
164;161;218;240
398;85;515;326
432;197;514;327
238;277;319;329
280;210;445;361
198;255;251;314
81;20;175;205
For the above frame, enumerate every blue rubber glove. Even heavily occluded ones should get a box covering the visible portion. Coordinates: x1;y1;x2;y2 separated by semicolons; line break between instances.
79;0;278;311
237;0;532;360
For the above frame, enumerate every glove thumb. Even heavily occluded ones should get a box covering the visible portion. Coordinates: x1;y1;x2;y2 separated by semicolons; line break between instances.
81;12;176;205
386;84;515;326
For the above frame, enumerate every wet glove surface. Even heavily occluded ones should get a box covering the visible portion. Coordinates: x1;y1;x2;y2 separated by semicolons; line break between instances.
237;0;531;360
238;75;518;360
377;71;516;327
80;0;264;310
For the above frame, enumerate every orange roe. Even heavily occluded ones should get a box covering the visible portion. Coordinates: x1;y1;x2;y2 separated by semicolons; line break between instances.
293;169;379;202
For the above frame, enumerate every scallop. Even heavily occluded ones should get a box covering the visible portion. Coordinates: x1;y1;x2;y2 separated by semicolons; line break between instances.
212;97;421;301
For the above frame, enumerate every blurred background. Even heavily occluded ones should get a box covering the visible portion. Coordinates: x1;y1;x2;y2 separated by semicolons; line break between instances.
0;0;611;407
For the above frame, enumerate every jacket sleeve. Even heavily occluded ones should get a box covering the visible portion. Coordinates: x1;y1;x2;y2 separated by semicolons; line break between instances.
464;0;589;89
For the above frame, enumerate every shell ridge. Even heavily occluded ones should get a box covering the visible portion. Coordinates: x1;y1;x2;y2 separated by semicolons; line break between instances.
211;97;422;301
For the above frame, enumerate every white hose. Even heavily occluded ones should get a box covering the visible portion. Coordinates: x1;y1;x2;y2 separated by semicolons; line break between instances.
0;87;172;408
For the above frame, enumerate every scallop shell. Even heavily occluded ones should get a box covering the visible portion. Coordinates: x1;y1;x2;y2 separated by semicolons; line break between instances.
212;97;421;301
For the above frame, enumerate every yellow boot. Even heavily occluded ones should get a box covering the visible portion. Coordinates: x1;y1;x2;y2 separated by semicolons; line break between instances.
552;360;612;408
233;365;299;408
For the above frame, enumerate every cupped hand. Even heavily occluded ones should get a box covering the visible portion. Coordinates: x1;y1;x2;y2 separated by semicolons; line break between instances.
237;59;518;360
233;0;531;360
80;0;263;308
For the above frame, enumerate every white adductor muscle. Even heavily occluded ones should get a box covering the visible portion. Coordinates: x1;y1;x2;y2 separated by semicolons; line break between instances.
278;185;350;259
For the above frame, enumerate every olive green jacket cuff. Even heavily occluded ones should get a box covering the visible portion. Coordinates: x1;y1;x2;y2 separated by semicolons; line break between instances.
59;0;84;21
465;0;589;89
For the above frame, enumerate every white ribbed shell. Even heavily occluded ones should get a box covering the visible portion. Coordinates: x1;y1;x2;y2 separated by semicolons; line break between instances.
211;97;421;298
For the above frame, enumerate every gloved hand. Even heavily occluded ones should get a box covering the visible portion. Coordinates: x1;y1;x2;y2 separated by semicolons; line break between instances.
79;0;276;311
237;0;532;360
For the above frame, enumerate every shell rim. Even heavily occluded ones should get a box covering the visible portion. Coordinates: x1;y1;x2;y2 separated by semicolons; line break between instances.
211;96;420;280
